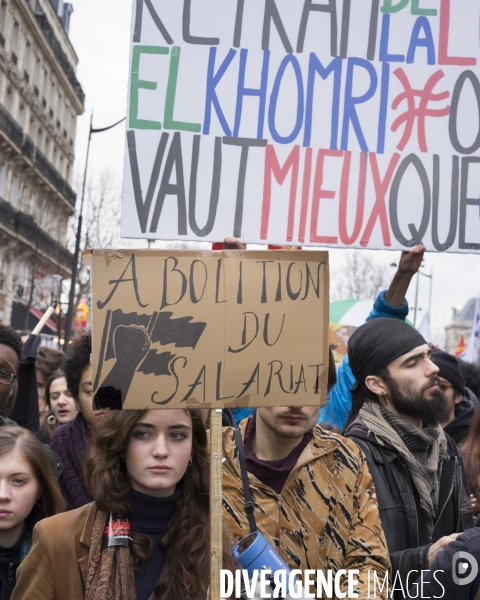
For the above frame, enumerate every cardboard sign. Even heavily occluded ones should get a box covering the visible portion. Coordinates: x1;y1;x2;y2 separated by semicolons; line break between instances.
87;249;329;410
121;1;480;253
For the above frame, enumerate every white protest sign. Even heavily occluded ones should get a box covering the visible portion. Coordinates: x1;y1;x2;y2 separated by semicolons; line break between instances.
121;0;480;253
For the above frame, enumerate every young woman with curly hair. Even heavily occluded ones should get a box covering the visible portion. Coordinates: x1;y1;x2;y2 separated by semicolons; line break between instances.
12;408;234;600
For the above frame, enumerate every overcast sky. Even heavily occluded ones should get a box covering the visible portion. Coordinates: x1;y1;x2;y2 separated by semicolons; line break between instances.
68;0;480;346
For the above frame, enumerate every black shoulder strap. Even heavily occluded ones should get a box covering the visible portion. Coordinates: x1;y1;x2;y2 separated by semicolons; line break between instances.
234;427;257;533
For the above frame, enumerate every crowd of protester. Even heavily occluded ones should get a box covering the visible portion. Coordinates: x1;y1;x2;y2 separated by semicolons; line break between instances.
0;243;478;599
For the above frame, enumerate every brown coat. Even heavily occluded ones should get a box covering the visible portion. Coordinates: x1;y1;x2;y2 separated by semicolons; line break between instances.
11;502;96;600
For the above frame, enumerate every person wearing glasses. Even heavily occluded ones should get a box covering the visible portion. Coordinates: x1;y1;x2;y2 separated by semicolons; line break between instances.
0;326;23;425
431;350;478;449
0;326;64;483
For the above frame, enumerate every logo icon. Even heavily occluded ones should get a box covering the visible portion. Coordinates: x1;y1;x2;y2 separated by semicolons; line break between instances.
452;551;478;586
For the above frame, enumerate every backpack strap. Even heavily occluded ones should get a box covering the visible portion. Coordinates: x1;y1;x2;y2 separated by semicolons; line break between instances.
234;427;257;534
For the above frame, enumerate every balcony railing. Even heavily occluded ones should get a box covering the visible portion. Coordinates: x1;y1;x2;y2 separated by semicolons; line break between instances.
0;194;17;230
0;105;24;149
35;148;76;206
23;135;35;161
0;104;76;207
0;196;73;270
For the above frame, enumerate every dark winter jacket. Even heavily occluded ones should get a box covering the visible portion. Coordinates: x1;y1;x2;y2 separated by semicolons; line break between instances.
346;415;470;598
444;387;478;448
407;518;480;600
0;505;44;600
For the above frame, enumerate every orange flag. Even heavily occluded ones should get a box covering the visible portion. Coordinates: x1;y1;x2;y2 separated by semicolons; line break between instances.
455;335;466;358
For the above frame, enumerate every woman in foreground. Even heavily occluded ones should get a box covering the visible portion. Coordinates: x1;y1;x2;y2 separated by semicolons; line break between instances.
0;427;65;599
12;408;233;600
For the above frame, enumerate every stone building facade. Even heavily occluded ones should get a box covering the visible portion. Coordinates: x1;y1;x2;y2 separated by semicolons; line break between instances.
0;0;83;328
444;297;479;363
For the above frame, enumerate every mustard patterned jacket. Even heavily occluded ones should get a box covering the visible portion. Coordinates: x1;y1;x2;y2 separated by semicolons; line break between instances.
222;419;391;599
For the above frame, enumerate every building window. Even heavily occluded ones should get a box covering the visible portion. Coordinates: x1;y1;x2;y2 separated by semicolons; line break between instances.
23;40;30;82
50;213;57;239
23;40;30;70
56;93;62;126
5;87;13;113
0;165;7;198
37;197;44;227
0;255;6;296
45;136;50;159
17;103;25;129
10;176;19;209
16;262;30;300
11;20;18;61
34;56;40;95
29;191;35;215
37;128;43;151
42;68;47;101
0;3;7;46
21;185;32;214
0;3;7;32
43;205;50;234
49;80;55;110
19;183;27;212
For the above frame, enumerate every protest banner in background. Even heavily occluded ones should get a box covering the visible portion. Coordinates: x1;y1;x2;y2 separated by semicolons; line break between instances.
121;0;480;253
86;249;329;409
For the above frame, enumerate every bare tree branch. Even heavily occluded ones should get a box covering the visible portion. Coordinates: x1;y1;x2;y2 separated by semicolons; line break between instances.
331;251;391;301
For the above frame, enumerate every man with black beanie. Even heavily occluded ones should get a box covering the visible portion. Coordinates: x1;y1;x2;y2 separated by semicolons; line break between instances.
344;318;469;598
431;350;478;448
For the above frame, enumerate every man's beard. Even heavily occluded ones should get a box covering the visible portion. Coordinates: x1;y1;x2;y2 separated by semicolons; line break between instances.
385;373;450;426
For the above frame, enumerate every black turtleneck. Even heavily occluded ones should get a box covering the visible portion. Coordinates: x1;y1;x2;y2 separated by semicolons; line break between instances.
129;486;181;600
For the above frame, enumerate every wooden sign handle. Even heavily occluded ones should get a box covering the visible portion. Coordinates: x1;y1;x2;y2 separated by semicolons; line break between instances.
31;303;57;336
210;408;223;600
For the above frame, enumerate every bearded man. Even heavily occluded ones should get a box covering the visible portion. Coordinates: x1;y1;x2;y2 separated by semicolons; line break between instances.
344;318;469;598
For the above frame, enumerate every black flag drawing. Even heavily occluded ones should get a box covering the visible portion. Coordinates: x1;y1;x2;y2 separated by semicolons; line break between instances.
138;350;175;376
150;312;206;348
94;310;207;410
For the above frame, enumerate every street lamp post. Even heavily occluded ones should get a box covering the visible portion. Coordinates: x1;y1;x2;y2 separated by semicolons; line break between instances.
413;266;433;327
63;113;126;348
414;271;420;327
